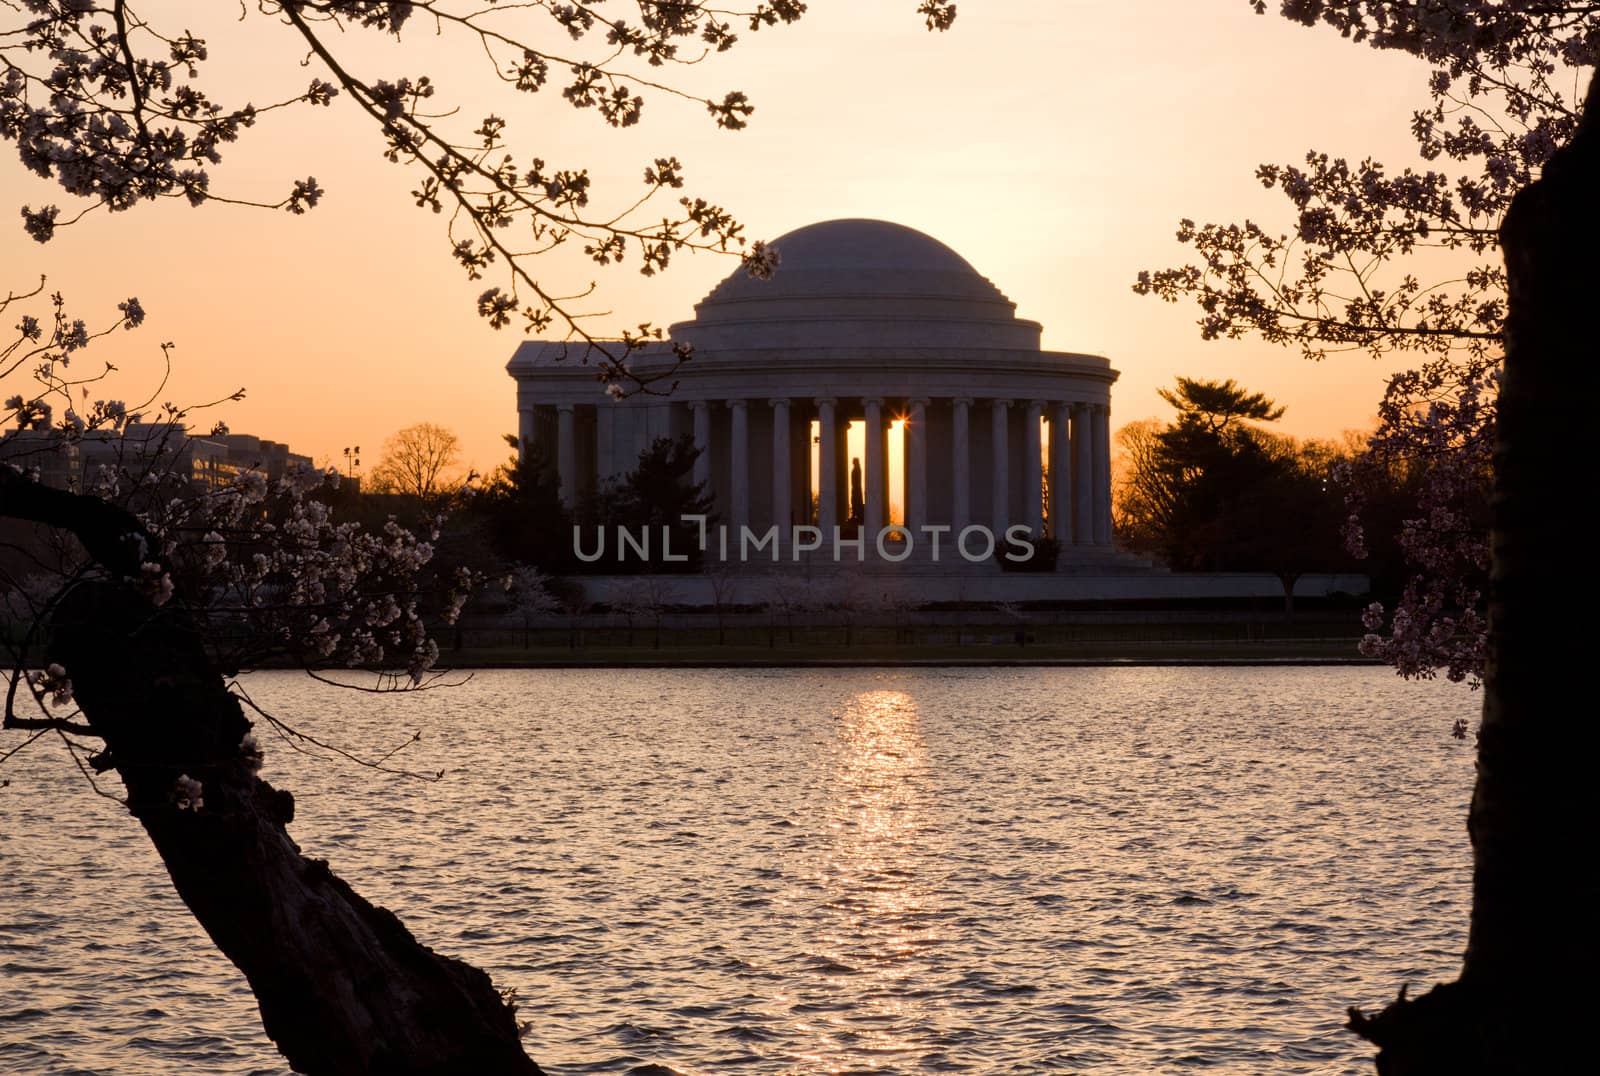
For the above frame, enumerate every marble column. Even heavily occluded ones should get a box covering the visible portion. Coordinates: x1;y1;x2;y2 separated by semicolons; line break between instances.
691;400;711;492
1023;400;1044;538
863;397;885;536
1072;402;1093;545
556;403;576;507
816;397;838;533
596;404;615;484
770;397;791;535
906;397;929;531
729;399;749;533
1050;401;1073;543
951;397;972;533
990;399;1011;533
1093;403;1113;545
790;409;810;530
1075;408;1100;550
517;407;536;463
834;411;851;527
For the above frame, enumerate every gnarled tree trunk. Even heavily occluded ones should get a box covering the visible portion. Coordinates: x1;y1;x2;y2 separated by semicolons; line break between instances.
1347;73;1600;1075
4;474;544;1076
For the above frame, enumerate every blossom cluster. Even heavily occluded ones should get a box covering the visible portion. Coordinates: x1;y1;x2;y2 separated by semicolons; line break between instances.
4;281;485;687
104;460;473;683
1;4;333;226
3;281;146;440
1342;354;1494;684
1139;2;1592;363
28;662;72;707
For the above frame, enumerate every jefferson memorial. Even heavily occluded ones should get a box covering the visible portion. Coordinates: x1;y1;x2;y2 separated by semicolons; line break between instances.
508;218;1121;568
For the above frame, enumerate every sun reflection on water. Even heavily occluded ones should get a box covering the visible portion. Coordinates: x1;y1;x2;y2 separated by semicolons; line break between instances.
787;687;945;1072
0;669;1480;1075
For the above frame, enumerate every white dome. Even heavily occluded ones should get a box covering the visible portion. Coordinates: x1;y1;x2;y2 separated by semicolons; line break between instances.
671;219;1042;352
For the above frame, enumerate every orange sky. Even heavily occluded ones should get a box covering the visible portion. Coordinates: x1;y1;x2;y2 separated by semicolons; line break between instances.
1;2;1450;476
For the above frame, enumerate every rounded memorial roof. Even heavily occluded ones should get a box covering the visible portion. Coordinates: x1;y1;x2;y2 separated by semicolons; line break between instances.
671;218;1042;352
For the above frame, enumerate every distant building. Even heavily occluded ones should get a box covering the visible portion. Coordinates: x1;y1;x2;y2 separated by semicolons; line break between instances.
0;429;75;488
0;421;313;493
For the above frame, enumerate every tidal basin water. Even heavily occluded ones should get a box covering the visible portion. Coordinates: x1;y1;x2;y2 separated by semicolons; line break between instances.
0;667;1477;1075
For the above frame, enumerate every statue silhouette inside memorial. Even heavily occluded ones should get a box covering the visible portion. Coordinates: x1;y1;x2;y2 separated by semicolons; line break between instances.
849;458;865;529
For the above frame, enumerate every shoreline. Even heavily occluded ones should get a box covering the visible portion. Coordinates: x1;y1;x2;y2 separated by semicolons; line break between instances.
441;657;1382;669
432;638;1380;670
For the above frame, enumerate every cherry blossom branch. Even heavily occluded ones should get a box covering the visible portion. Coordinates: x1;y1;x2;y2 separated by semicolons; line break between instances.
4;714;95;735
232;683;445;782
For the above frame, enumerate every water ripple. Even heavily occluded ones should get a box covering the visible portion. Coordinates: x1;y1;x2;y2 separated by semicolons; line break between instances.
0;667;1475;1075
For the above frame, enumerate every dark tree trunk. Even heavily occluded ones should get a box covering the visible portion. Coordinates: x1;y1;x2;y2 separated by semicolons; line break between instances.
1347;74;1600;1075
1277;572;1299;623
3;476;544;1076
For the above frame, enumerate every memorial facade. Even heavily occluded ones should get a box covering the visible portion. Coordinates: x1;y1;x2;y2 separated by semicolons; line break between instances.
507;218;1118;563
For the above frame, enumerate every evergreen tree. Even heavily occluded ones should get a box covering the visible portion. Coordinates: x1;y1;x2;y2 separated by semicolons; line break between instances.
474;436;573;572
592;434;715;572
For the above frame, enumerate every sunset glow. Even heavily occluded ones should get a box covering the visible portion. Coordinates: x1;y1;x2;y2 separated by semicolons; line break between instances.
0;2;1441;473
3;2;1582;1070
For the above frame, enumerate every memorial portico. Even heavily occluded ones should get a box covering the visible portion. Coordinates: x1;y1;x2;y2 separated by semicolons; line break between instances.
508;218;1120;566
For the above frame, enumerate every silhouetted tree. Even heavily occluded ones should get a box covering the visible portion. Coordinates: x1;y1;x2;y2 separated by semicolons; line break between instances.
1119;378;1286;567
1142;4;1599;1070
366;422;464;499
1224;438;1354;616
705;563;741;646
1137;4;1593;688
0;334;524;1075
592;434;714;572
1116;380;1356;608
1157;376;1284;434
473;436;573;572
1345;71;1600;1076
1111;418;1169;551
606;575;677;648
